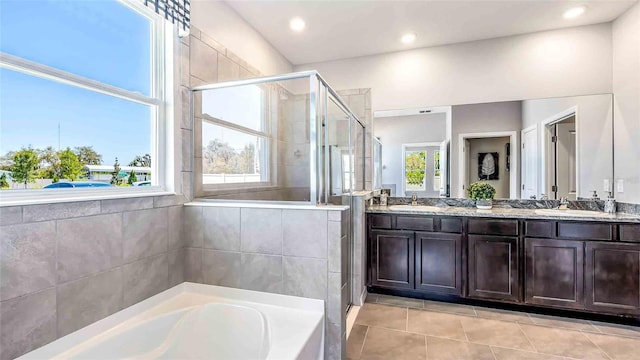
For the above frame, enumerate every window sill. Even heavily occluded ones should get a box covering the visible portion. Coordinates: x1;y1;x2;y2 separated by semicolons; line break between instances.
0;188;176;207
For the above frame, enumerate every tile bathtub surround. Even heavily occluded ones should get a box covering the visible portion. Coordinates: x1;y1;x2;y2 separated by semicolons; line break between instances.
349;294;640;360
183;204;349;360
0;195;185;360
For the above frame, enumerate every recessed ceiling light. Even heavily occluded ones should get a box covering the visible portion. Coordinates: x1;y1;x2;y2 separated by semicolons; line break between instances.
289;17;306;32
563;6;586;19
401;32;417;44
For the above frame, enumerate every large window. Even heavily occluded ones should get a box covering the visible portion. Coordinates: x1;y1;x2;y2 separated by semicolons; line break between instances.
201;85;270;187
0;0;171;201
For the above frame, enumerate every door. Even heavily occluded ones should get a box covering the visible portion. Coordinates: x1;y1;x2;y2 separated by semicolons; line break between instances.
521;125;538;199
468;235;520;302
415;232;462;295
525;238;584;309
555;121;577;200
461;138;470;197
439;140;448;196
585;242;640;315
370;230;415;290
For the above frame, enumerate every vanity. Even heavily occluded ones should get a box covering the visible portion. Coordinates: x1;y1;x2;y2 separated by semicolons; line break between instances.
366;205;640;319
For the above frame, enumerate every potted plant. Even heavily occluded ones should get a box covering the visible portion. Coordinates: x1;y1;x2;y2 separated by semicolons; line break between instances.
467;182;496;210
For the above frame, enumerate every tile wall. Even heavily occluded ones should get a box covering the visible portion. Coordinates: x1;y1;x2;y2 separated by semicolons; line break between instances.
182;204;349;360
0;195;185;360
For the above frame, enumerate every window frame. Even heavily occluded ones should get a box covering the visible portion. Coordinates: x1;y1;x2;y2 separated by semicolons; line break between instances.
401;142;441;196
200;83;273;192
0;0;175;206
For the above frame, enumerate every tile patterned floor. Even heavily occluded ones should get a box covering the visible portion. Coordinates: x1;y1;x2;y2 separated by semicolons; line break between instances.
347;294;640;360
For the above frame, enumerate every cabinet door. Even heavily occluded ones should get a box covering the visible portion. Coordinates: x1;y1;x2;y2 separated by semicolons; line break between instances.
468;235;520;302
370;230;415;290
585;242;640;315
415;232;462;295
525;238;584;309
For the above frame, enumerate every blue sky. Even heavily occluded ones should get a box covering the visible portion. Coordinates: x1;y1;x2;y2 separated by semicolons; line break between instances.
0;0;152;165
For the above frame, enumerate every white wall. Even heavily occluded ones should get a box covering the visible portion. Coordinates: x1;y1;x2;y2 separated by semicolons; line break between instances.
613;1;640;203
295;23;612;111
191;1;293;76
522;94;613;200
451;101;522;198
374;113;446;196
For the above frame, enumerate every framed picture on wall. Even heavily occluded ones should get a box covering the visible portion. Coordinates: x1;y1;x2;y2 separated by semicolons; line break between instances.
478;152;499;180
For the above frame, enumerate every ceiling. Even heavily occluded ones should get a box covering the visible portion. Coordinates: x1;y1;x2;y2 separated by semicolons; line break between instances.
226;0;637;65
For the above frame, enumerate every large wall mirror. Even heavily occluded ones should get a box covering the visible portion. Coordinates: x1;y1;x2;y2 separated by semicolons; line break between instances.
373;94;614;201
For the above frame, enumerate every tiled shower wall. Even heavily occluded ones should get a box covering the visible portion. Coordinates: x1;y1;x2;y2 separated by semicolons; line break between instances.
182;204;350;360
0;195;185;360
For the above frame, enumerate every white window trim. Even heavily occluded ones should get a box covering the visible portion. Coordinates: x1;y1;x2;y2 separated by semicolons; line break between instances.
200;84;274;192
0;0;175;206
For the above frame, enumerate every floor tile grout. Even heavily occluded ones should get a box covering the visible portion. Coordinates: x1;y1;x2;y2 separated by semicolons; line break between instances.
356;296;640;360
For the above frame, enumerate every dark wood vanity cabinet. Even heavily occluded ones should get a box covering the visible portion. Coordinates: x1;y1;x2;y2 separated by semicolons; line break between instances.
525;238;585;309
367;213;640;319
468;235;520;302
585;242;640;315
369;229;415;290
415;232;462;295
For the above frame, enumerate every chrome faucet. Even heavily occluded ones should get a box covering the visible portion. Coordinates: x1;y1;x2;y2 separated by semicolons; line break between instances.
558;197;569;210
411;193;418;206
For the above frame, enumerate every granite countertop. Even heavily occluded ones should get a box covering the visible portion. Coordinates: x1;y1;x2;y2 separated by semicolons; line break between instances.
367;205;640;223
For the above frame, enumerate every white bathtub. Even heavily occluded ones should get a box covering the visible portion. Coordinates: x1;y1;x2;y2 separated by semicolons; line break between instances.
19;283;325;360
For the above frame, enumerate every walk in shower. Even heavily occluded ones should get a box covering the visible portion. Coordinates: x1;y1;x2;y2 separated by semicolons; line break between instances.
190;71;365;312
191;71;365;204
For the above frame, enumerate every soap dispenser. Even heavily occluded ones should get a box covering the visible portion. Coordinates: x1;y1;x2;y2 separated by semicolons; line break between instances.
604;191;616;214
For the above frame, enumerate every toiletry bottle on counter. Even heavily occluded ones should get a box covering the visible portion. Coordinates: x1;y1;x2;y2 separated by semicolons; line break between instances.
604;191;616;214
380;192;388;206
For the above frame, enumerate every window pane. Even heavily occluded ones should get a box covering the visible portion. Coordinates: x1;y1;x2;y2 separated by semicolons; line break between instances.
202;122;267;184
202;85;266;132
405;150;426;191
0;0;151;95
0;69;152;189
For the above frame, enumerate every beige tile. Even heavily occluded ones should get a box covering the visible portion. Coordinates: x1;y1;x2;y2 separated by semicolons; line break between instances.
460;317;534;351
519;324;609;360
491;347;566;360
590;321;640;338
423;300;476;316
474;307;534;324
407;309;467;341
355;303;407;331
347;324;368;359
425;336;494;360
528;313;599;331
585;332;640;360
360;327;426;360
376;294;424;309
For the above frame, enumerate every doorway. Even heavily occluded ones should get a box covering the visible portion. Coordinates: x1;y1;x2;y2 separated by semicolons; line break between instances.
545;114;577;200
458;131;518;198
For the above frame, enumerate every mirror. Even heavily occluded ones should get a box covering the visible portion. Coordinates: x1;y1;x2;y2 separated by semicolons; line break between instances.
374;94;614;200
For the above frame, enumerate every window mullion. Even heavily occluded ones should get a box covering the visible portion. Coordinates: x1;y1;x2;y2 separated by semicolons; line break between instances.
0;52;161;107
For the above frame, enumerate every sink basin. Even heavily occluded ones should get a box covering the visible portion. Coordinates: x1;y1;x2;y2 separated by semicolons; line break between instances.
388;205;444;212
534;209;608;217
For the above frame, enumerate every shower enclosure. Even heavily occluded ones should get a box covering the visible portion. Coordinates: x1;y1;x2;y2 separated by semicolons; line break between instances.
190;70;365;310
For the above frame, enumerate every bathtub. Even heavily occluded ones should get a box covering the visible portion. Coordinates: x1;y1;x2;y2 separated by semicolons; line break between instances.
19;283;325;360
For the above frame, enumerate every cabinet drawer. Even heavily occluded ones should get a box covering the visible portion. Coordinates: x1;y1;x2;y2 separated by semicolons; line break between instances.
525;221;554;238
620;225;640;242
468;219;518;236
557;222;612;241
396;216;434;231
369;214;392;229
441;218;463;233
